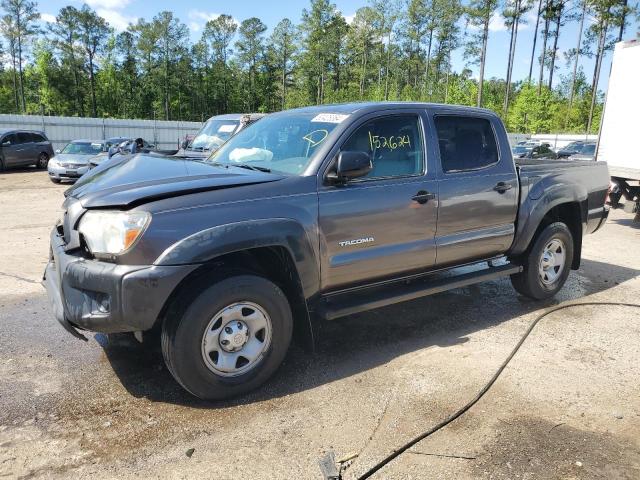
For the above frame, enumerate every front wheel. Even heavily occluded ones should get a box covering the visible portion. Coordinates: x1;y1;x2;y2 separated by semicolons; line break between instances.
161;274;293;400
510;222;574;300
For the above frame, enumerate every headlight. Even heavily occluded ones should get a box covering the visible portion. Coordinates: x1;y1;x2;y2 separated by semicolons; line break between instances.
78;211;151;256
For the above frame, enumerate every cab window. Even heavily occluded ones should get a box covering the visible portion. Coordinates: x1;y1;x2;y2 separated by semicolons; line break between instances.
341;115;424;179
434;116;499;172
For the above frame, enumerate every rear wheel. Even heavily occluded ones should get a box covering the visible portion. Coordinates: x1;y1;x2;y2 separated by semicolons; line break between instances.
161;274;293;400
37;152;49;169
510;222;573;300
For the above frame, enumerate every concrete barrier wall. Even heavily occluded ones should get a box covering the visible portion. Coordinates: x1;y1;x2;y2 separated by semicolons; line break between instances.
0;113;597;153
0;114;202;150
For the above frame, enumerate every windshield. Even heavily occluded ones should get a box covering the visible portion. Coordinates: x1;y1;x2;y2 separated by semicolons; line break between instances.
206;112;347;174
61;142;104;155
580;144;596;155
189;119;240;152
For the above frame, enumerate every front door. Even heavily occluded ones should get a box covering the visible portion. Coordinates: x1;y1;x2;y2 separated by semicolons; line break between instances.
1;134;20;166
431;113;518;266
318;112;438;290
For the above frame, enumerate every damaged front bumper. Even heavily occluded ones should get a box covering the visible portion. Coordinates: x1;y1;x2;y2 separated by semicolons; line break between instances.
43;226;197;340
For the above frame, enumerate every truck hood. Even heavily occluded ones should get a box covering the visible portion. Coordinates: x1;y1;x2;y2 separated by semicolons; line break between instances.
65;152;284;209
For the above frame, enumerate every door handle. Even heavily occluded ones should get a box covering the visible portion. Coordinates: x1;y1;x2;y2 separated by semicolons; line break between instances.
493;182;512;193
412;190;436;204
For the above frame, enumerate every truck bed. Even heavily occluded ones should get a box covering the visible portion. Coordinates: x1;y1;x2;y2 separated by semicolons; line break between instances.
515;158;606;170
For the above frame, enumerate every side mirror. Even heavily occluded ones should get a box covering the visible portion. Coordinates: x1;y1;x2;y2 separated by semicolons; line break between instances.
108;145;118;158
181;140;188;149
327;151;372;183
55;148;60;153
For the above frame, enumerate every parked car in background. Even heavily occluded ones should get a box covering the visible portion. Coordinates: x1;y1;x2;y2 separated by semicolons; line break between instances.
511;144;532;157
557;141;587;158
48;140;105;183
89;137;154;169
0;129;54;171
177;113;265;158
513;143;557;159
568;142;596;161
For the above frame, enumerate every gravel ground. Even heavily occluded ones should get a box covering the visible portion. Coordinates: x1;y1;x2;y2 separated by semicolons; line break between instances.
0;168;639;480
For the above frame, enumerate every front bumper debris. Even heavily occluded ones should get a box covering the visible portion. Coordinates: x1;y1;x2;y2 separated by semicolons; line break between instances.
42;226;197;339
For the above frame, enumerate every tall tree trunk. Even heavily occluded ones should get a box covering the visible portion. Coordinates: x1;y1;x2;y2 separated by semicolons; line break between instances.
10;50;18;111
618;0;628;41
384;30;392;100
565;0;585;128
548;4;562;90
477;14;490;107
70;51;84;116
587;17;608;133
360;38;367;98
282;49;288;109
503;1;519;117
528;0;543;83
424;28;433;99
537;0;550;94
17;33;25;112
88;55;98;117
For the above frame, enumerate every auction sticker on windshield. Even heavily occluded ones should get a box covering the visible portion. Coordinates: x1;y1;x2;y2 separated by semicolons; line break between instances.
311;113;349;124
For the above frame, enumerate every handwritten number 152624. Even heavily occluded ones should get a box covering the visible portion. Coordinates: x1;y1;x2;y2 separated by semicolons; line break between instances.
368;131;411;151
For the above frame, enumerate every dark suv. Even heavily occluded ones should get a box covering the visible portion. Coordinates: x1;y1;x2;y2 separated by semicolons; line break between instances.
0;129;54;171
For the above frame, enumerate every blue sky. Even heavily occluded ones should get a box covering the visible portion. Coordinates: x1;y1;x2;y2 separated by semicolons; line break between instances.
39;0;639;91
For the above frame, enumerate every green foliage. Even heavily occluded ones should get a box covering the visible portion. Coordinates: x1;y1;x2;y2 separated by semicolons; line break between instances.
0;0;621;134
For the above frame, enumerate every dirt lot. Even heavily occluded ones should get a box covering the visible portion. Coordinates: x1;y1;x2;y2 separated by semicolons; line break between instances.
0;168;639;480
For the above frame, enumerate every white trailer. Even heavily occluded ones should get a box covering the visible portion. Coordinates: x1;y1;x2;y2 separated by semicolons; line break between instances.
597;39;640;219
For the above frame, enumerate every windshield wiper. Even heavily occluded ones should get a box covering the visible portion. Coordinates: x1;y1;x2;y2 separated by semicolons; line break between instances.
233;163;271;173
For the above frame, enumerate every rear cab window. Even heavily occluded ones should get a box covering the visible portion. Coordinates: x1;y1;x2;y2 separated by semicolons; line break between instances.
341;115;424;179
434;115;499;173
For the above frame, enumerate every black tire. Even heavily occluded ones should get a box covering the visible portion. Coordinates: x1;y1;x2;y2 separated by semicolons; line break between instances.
510;222;573;300
0;157;5;172
50;178;61;184
161;274;293;400
37;152;49;169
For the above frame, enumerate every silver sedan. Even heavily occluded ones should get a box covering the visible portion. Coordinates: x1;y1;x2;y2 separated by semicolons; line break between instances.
48;140;105;183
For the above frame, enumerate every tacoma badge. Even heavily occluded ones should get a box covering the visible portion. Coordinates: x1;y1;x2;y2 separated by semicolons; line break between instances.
339;237;374;247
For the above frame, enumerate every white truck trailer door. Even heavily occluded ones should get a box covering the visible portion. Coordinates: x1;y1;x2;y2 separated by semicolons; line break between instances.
597;40;640;180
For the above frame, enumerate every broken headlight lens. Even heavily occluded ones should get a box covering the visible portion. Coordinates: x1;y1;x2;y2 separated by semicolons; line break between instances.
78;210;151;256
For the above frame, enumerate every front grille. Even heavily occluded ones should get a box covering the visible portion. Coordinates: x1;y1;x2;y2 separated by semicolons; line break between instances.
60;163;80;169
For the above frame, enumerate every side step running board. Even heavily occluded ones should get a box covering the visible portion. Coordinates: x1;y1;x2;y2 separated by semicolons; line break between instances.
320;263;523;321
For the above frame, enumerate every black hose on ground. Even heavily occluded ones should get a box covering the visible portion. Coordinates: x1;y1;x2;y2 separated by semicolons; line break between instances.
352;301;640;480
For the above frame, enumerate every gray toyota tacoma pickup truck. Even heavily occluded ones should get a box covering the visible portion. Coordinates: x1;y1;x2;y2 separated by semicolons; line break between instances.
43;102;610;400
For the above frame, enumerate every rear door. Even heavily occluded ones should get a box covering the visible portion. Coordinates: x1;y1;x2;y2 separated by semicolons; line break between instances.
16;132;34;165
430;112;518;266
318;110;439;290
